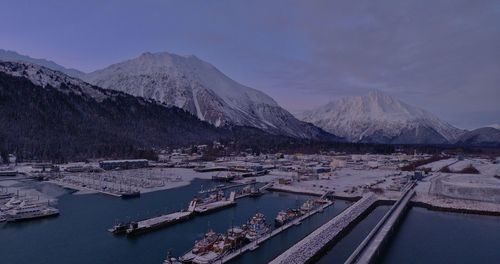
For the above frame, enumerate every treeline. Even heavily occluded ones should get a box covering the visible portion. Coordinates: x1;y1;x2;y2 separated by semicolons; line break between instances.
1;72;499;163
0;72;225;163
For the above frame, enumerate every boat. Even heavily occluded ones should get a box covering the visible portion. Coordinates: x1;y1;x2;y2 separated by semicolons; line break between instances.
108;222;129;234
198;184;224;194
300;200;315;214
180;229;221;262
244;212;269;241
4;201;59;222
314;198;330;204
211;172;235;182
236;185;263;199
274;209;302;227
163;251;181;264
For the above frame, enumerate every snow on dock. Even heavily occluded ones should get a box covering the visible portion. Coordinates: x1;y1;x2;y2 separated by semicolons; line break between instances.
270;194;378;264
193;200;236;214
268;184;325;196
134;211;192;229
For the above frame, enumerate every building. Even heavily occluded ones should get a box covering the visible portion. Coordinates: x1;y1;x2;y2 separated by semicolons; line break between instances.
0;171;17;177
330;158;346;169
99;159;149;170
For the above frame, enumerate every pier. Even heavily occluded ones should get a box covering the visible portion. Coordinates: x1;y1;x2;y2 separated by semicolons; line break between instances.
198;182;255;194
270;194;378;264
204;200;335;264
124;193;237;236
344;183;415;264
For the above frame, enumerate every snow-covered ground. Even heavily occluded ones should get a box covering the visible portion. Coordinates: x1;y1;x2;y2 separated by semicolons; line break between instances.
51;168;215;195
418;158;457;171
253;168;408;199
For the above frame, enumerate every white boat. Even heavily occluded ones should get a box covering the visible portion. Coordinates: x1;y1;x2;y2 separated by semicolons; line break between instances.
4;201;59;222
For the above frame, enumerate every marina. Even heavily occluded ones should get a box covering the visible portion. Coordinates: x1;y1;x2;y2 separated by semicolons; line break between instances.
0;179;351;264
1;153;500;264
270;194;379;264
218;199;334;263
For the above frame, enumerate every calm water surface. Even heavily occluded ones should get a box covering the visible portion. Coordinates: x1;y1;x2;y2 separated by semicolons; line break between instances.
0;179;350;264
316;205;390;264
377;207;500;264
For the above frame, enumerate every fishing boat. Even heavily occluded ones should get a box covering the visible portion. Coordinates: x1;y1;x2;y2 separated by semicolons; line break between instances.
300;200;315;214
274;208;302;227
244;212;269;241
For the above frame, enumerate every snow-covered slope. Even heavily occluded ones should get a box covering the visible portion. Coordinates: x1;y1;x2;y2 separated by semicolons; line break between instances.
84;52;336;140
299;91;464;144
0;61;107;101
486;124;500;130
0;49;85;79
456;127;500;147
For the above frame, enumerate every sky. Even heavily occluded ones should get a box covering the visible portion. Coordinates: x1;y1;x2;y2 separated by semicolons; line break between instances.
1;0;499;129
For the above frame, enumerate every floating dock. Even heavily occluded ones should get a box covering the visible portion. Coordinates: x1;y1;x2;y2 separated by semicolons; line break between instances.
194;200;236;214
268;184;325;196
270;194;378;264
122;193;237;236
126;201;197;236
126;211;193;236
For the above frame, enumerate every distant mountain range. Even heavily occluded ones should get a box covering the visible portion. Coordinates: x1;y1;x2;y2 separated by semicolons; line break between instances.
1;49;498;148
299;91;465;145
0;49;85;79
456;127;500;147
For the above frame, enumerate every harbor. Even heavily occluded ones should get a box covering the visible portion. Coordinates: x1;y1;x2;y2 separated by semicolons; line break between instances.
1;153;500;264
0;178;353;264
270;194;379;264
217;199;334;264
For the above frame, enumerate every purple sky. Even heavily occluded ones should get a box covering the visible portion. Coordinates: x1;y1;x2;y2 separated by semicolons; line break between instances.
1;0;499;129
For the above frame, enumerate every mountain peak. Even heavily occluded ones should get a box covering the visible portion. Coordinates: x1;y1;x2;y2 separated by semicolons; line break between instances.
83;51;334;140
486;124;500;130
300;91;464;144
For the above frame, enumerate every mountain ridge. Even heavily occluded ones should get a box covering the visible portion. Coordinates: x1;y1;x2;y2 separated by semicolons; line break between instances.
82;51;338;140
0;49;85;79
299;90;465;144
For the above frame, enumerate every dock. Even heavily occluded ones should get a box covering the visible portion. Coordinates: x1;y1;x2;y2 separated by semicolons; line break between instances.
126;211;193;235
344;183;416;264
198;182;255;194
270;194;378;264
268;184;325;196
123;193;237;236
125;200;198;236
51;180;123;197
193;200;236;214
218;200;335;263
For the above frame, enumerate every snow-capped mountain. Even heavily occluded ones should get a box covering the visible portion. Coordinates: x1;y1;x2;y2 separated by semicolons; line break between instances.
299;91;464;144
0;49;85;79
486;124;500;130
0;61;233;159
456;127;500;147
0;61;108;101
83;52;336;140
